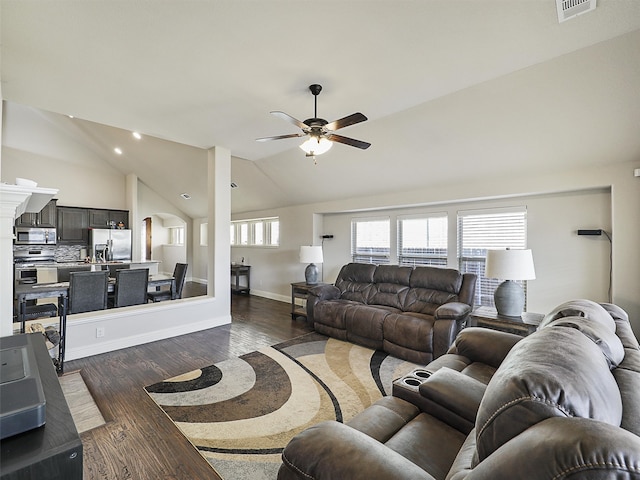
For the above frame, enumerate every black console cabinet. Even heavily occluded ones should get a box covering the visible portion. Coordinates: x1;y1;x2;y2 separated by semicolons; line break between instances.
0;334;83;480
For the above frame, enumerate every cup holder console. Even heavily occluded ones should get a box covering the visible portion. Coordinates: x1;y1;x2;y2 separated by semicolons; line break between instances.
395;368;432;392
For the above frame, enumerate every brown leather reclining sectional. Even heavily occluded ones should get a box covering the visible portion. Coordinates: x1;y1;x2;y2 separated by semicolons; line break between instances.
307;263;478;364
278;299;640;479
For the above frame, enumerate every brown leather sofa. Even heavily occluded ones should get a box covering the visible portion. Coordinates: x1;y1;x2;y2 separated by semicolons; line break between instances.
278;299;640;480
307;263;477;363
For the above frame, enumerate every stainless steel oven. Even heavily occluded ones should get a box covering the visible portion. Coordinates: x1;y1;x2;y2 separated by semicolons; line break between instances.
14;249;58;288
14;227;57;245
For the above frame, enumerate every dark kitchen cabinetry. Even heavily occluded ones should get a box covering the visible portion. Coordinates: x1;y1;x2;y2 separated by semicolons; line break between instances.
57;207;89;245
88;209;129;229
15;199;57;228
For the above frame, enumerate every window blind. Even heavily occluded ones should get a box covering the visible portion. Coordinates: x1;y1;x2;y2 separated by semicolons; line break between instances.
457;208;527;308
397;214;447;267
351;217;390;264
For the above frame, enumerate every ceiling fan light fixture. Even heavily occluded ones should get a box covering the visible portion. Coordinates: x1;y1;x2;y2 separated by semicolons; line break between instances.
300;136;332;156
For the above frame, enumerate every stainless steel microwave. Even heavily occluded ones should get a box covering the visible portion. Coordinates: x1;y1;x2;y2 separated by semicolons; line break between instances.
14;227;57;245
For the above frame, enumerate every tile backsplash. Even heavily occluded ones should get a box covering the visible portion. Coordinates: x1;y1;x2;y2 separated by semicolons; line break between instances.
13;244;86;262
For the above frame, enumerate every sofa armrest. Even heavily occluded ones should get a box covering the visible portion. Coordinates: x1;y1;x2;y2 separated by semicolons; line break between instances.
418;367;486;434
435;302;472;321
310;283;340;300
306;284;340;322
278;421;436;480
449;327;522;369
462;417;640;480
431;303;473;358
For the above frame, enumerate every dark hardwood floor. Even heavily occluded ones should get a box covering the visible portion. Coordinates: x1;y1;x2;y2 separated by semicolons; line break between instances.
65;293;313;480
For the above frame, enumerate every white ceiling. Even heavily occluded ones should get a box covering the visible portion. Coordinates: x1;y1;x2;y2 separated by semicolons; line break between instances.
2;0;640;215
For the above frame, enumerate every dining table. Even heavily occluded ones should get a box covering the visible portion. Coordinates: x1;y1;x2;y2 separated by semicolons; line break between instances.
14;273;175;373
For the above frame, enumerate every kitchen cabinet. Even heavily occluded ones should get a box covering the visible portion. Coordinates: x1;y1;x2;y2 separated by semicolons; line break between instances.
15;199;57;228
88;209;129;229
57;207;89;244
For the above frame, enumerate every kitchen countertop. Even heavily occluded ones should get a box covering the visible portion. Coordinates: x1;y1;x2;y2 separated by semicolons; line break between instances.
56;260;160;267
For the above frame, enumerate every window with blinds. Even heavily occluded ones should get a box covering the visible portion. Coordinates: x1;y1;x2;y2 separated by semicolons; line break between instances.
351;217;390;264
457;208;527;308
398;214;447;267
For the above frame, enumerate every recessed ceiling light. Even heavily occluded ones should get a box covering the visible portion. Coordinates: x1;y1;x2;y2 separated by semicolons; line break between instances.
180;193;191;200
114;147;123;155
132;131;142;140
67;115;74;119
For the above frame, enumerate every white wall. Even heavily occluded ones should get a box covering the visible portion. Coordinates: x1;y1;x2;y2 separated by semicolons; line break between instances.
233;160;640;334
1;103;126;209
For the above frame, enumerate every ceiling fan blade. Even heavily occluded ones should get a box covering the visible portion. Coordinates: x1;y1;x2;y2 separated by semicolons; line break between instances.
256;133;306;142
271;111;308;130
325;112;368;131
326;133;371;150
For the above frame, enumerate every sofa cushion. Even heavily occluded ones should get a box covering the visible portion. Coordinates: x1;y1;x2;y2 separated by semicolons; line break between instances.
345;305;394;350
384;312;436;352
614;367;640;436
402;267;463;315
601;302;640;349
540;299;624;368
474;326;623;463
347;396;420;443
383;313;437;364
385;412;466;480
365;265;412;309
335;263;376;303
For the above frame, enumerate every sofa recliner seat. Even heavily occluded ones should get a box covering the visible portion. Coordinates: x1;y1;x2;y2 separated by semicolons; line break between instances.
278;299;640;480
308;263;477;363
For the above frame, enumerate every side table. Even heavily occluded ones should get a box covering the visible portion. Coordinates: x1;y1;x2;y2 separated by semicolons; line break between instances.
1;334;83;479
469;306;544;336
230;264;250;294
290;282;328;320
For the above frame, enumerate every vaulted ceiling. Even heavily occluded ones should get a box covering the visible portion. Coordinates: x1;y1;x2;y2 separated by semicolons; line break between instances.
2;1;639;216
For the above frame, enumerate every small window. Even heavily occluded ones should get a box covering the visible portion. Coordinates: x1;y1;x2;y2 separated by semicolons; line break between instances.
230;217;279;247
200;223;208;247
398;214;448;267
351;217;390;264
169;226;185;246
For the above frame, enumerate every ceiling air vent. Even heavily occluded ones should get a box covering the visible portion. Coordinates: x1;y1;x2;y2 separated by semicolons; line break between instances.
556;0;596;23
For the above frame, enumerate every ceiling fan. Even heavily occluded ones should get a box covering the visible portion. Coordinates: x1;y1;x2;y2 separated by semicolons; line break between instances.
256;84;371;158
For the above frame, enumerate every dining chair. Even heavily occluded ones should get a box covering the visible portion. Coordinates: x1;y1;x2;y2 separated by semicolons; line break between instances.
148;263;188;302
68;270;109;314
111;268;149;308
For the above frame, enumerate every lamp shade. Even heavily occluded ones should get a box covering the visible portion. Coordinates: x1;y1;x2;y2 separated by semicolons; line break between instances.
485;249;535;280
299;245;323;264
300;137;332;155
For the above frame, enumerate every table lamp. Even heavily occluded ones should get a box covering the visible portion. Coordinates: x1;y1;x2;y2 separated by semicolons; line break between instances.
485;248;535;317
299;246;323;285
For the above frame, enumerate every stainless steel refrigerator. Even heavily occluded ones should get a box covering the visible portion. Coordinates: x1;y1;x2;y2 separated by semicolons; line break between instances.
89;229;132;261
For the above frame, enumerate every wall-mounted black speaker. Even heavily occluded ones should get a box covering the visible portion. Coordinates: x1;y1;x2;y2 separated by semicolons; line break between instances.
577;229;603;236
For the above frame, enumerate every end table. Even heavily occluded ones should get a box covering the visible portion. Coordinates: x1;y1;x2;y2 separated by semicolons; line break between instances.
469;306;544;336
290;282;328;320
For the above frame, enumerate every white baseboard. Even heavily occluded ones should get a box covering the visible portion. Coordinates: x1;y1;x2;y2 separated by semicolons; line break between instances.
243;289;289;304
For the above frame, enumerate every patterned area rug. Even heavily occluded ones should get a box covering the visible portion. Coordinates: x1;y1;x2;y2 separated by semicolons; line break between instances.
145;332;420;479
